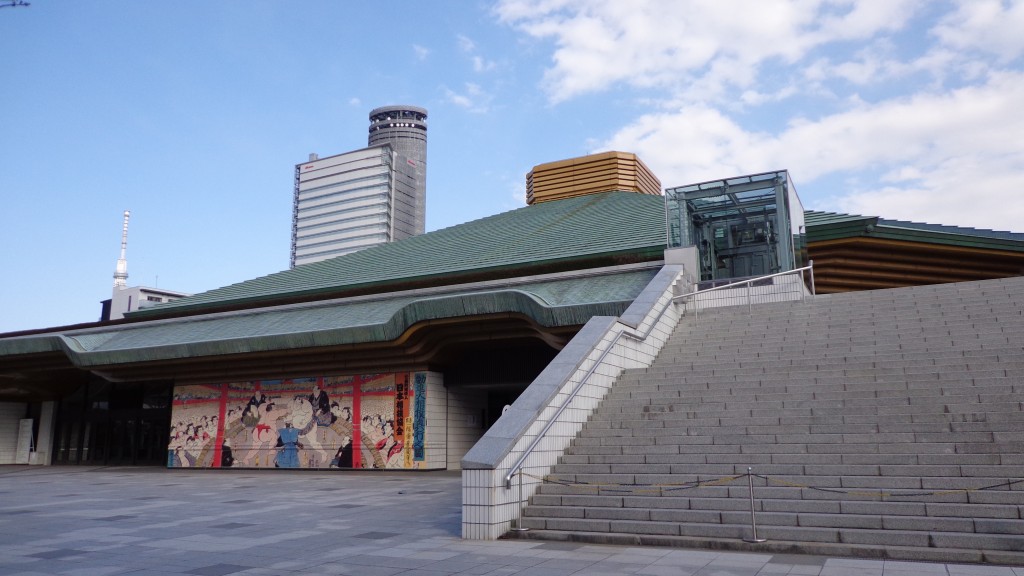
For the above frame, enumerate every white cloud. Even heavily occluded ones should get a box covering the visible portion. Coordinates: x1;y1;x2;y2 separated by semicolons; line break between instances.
444;88;473;108
443;82;492;113
413;44;430;61
495;0;1024;231
457;34;476;53
932;0;1024;62
348;97;361;106
473;55;496;72
495;0;922;104
457;34;496;72
599;71;1024;231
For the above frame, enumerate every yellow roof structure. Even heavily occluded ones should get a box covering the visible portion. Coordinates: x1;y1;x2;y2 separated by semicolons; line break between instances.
526;151;662;205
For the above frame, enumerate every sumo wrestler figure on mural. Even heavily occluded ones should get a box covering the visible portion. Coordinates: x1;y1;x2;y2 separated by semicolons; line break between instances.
168;373;424;469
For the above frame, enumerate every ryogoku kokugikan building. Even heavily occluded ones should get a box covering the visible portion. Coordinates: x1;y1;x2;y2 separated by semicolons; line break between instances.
0;152;671;471
1;152;1023;474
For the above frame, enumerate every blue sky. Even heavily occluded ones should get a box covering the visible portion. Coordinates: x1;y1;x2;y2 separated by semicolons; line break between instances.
2;0;1023;333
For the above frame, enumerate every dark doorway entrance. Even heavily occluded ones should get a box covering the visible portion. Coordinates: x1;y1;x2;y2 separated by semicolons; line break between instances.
442;340;560;428
54;378;172;466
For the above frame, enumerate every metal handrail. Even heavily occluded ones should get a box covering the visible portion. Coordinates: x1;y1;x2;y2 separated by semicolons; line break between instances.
673;261;814;318
673;261;815;303
503;280;681;489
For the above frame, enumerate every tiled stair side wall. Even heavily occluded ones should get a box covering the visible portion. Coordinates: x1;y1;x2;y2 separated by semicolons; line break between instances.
462;266;688;539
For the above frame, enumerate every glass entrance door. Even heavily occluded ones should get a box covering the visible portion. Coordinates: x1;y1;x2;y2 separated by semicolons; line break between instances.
53;379;172;466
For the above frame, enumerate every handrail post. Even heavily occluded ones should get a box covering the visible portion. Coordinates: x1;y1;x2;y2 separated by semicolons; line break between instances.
800;267;805;303
809;259;816;295
742;467;767;543
510;469;529;532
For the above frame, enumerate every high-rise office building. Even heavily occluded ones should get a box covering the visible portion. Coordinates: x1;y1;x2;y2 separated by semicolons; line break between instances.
368;105;427;234
291;145;417;267
290;105;427;268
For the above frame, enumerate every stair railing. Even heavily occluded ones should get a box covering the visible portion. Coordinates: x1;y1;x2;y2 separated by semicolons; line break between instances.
674;261;815;319
503;282;682;491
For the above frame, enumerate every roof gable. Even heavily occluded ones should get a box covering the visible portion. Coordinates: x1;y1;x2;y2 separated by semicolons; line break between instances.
133;192;668;318
806;210;1024;251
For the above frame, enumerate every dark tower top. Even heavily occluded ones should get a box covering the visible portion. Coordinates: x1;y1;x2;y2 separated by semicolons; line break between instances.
368;105;427;235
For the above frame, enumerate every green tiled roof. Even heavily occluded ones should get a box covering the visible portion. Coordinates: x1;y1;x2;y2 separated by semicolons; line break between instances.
132;192;668;318
3;267;659;367
806;210;1024;251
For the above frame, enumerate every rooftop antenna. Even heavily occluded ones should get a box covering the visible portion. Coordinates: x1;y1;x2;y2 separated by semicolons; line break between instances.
113;210;130;288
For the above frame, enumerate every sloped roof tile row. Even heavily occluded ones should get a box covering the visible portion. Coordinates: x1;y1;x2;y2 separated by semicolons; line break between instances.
4;268;659;366
806;210;1024;248
137;192;668;317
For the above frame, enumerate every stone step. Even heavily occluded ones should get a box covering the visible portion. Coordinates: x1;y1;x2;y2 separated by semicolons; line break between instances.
565;439;1023;457
567;434;1022;453
625;359;1024;378
600;382;1024;405
592;407;1024;426
593;400;1024;419
530;490;1024;520
660;332;1023;345
624;358;1024;376
678;319;1022;333
661;330;1023;347
546;462;1024;482
579;422;1024;439
644;347;1024;365
597;397;1024;418
517;515;1024;553
534;481;1024;507
667;318;1024;333
588;410;1024;428
582;414;1024;432
521;504;1024;535
657;342;1018;355
512;529;1024;565
634;366;1022;380
613;369;1023;385
542;469;1024;487
558;452;1018;467
595;403;1023;418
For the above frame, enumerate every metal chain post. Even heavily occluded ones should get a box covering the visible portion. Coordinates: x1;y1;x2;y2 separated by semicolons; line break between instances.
743;467;767;543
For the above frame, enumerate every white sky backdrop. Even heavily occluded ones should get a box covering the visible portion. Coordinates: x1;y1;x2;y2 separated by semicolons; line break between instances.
1;0;1022;332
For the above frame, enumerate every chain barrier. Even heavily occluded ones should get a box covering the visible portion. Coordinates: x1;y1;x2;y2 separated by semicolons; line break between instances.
530;472;1024;499
512;470;1024;541
525;471;746;493
751;474;1024;498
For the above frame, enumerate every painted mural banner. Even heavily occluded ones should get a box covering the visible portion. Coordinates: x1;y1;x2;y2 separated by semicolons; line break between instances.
168;372;425;469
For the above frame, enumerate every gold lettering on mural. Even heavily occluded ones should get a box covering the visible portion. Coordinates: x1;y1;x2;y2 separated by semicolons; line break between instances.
404;416;413;468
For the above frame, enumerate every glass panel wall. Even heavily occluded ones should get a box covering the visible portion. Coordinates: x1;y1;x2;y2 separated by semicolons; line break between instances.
54;377;172;466
665;170;805;282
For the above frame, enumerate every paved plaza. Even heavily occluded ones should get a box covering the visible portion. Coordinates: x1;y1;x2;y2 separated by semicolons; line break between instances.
0;466;1021;576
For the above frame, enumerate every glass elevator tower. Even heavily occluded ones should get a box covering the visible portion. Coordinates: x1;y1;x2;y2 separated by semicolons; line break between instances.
666;170;806;283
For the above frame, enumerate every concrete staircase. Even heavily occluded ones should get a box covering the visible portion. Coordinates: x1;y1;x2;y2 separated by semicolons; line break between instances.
518;277;1024;564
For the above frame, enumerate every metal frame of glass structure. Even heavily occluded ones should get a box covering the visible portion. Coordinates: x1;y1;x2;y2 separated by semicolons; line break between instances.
665;170;806;283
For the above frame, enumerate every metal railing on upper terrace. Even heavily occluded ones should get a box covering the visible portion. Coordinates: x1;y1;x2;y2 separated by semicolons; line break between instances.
673;261;815;318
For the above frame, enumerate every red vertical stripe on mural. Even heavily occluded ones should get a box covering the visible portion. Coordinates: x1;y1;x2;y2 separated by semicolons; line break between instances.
212;384;227;467
351;376;362;469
